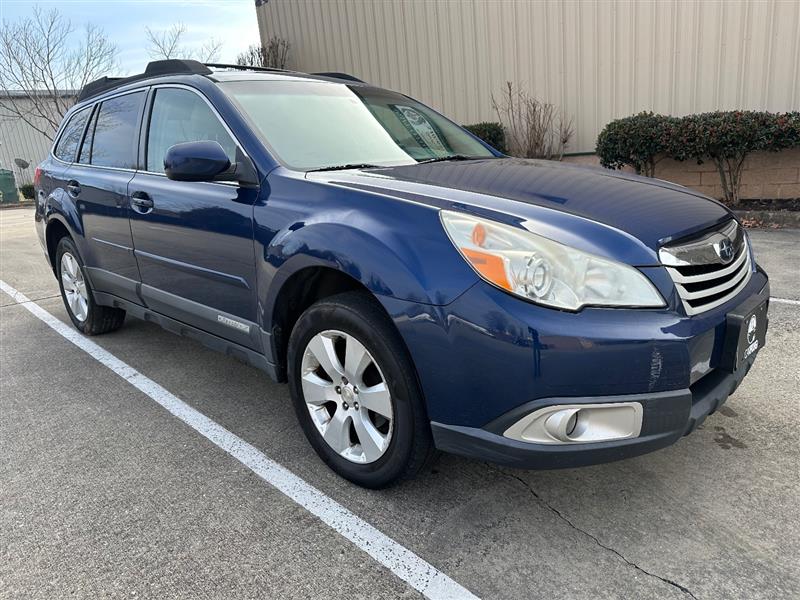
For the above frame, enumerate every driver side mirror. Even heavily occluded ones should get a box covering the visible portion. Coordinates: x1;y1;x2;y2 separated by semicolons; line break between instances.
164;141;259;187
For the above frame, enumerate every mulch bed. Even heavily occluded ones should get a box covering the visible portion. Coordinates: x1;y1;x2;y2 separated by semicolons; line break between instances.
738;198;800;212
736;210;800;229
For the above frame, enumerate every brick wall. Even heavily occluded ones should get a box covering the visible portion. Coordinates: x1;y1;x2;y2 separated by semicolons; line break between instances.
563;148;800;202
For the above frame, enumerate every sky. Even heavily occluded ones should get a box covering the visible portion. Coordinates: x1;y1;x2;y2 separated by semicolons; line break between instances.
0;0;261;75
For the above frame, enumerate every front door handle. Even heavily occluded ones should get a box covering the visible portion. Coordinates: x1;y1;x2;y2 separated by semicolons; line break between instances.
130;191;154;214
67;180;81;197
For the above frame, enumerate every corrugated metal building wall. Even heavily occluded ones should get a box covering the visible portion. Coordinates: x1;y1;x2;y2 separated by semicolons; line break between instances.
256;0;800;153
0;97;55;185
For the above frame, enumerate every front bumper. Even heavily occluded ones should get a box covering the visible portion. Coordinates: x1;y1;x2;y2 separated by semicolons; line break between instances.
380;264;769;469
431;359;753;469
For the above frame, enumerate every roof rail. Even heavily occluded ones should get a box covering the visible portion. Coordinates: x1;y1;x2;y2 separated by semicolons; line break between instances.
311;72;365;83
204;62;292;74
144;59;212;77
205;63;365;83
77;59;212;102
203;63;365;83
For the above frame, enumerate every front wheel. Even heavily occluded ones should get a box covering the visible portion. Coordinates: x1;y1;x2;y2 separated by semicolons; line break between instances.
287;292;434;488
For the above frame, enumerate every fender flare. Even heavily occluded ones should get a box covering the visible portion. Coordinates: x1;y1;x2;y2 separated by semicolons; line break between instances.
261;220;451;328
42;189;84;269
45;189;83;239
258;214;478;335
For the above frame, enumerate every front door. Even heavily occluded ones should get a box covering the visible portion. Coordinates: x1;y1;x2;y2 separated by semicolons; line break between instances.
128;86;260;349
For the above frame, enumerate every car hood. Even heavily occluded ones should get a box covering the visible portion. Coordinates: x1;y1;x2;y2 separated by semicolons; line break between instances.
316;158;731;254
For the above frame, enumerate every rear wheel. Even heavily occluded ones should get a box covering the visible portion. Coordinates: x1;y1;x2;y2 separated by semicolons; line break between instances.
56;237;125;335
287;291;433;488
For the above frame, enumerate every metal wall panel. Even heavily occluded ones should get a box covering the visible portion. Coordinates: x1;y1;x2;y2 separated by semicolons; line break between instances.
257;0;800;153
0;98;54;185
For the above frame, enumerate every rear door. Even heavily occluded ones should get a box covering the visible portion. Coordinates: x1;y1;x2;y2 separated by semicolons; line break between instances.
36;106;92;255
68;90;147;302
128;85;260;349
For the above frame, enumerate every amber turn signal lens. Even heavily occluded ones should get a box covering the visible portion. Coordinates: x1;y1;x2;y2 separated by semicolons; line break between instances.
461;248;512;290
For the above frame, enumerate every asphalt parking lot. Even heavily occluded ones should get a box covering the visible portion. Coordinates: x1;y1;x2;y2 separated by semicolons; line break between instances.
1;207;798;600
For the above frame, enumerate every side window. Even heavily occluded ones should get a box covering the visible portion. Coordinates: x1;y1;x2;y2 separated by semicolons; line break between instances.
77;108;97;164
53;107;92;162
90;91;146;169
146;88;237;174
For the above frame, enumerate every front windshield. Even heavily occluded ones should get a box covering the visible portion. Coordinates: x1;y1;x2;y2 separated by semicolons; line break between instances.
222;80;496;171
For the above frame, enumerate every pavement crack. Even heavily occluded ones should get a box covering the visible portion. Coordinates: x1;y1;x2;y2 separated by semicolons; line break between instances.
489;465;699;600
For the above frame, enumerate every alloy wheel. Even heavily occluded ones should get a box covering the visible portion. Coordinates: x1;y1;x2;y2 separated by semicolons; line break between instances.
301;330;394;464
60;252;88;322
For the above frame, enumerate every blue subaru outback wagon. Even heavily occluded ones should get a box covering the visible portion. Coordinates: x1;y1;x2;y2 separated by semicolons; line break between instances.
35;60;769;487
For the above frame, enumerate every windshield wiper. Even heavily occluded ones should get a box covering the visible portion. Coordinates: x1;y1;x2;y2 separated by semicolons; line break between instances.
307;155;485;172
306;163;383;172
417;154;481;164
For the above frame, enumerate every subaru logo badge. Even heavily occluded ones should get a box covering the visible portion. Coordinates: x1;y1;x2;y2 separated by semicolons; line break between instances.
716;238;735;263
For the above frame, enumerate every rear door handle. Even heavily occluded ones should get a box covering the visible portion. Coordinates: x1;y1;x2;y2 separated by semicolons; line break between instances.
67;180;81;197
130;191;154;214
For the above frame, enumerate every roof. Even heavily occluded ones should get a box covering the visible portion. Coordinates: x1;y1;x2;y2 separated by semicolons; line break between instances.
76;59;365;103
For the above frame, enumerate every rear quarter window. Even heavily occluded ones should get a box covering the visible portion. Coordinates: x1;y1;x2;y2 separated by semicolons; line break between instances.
77;108;96;165
53;107;92;162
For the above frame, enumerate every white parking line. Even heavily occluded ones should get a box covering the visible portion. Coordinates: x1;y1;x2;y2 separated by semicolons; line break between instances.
772;297;800;306
0;280;479;600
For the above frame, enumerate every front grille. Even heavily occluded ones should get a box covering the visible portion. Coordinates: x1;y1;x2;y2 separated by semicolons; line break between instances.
660;220;753;316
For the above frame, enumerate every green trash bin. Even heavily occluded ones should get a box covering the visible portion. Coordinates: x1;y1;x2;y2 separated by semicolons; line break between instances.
0;169;18;204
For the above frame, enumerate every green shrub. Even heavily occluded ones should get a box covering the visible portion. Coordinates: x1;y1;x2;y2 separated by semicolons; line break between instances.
596;112;675;177
597;110;800;206
19;184;34;199
463;122;507;154
771;111;800;151
669;111;800;206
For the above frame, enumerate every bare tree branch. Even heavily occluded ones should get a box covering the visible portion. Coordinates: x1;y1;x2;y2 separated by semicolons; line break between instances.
145;23;186;60
492;82;573;160
0;6;117;139
236;38;290;69
236;45;266;68
146;22;222;62
198;38;223;63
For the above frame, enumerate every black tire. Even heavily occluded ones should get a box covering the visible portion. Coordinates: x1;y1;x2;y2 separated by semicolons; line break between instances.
55;236;126;335
287;291;434;488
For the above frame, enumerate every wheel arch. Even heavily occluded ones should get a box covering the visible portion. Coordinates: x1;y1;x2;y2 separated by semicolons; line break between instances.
255;194;476;383
269;265;393;381
44;217;73;272
43;189;84;272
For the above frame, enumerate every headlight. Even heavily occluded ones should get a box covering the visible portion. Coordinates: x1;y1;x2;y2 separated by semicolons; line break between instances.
440;211;665;311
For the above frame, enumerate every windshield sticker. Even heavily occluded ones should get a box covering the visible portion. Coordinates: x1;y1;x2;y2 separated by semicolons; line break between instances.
390;104;449;157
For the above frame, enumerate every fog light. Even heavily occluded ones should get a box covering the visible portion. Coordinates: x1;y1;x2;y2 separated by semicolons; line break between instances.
504;402;643;445
543;408;582;442
565;411;578;436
